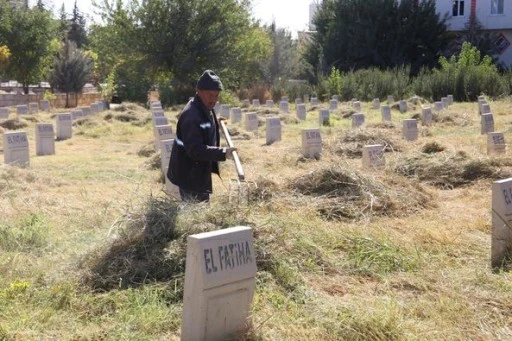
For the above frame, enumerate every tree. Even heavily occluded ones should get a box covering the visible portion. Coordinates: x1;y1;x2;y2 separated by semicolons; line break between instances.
58;3;69;41
0;2;57;93
308;0;450;76
68;0;88;48
49;40;93;107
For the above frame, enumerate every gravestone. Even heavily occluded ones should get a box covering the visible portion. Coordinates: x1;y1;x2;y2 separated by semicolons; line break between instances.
296;104;307;120
214;102;221;113
303;94;309;104
265;117;281;145
402;119;418;141
387;95;394;104
478;99;488;115
295;98;302;105
399;100;408;113
80;107;91;116
181;226;257;341
3;131;29;167
311;97;318;107
319;109;330;126
352;113;365;128
328;99;338;111
152;110;165;119
72;110;83;120
279;101;289;113
35;123;55;156
17;105;28;115
481;103;491;115
150;101;162;111
39;100;50;111
56;113;73;140
301;128;322;159
373;98;380;109
0;107;9;120
362;144;385;169
381;105;391;122
352;101;361;112
281;96;289;102
160;138;180;199
447;95;454;105
29;102;38;114
421;107;433;126
332;95;339;101
244;112;258;132
491;178;512;268
266;100;274;107
434;101;443;112
220;105;230;119
154;125;174;151
481;113;494;134
441;97;449;108
230;107;242;124
153;116;169;127
488;132;506;155
242;99;250;108
252;99;260;107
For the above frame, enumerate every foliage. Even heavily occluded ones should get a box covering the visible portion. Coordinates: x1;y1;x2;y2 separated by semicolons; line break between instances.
327;67;342;98
0;44;10;75
0;2;57;93
0;214;49;252
68;1;89;48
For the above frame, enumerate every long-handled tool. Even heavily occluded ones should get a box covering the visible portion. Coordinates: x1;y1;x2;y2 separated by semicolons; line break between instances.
220;120;256;203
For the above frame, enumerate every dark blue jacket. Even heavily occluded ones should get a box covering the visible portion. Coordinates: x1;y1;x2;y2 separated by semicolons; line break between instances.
167;95;227;193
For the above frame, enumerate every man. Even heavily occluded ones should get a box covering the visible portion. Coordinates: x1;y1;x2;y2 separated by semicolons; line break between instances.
167;70;236;202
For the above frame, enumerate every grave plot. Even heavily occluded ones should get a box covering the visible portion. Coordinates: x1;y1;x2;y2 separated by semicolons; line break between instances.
328;127;402;158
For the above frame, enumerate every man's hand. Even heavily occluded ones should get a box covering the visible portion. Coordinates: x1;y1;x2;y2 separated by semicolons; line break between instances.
225;147;237;159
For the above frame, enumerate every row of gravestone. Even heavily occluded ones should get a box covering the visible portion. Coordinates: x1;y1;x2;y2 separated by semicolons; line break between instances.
0;100;52;119
1;101;107;167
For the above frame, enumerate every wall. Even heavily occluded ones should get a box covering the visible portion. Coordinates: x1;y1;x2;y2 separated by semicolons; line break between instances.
0;92;104;109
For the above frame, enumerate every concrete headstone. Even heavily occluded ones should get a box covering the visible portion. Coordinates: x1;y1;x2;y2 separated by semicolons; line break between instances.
362;144;385;169
487;132;506;155
154;125;174;151
56;113;73;140
244;112;258;132
352;101;362;112
266;100;274;107
0;107;9;120
220;105;230;119
441;97;449;108
332;95;339;101
39;100;50;111
230;107;242;124
328;99;338;111
381;105;391;122
296;104;307;120
373;98;381;109
352;113;365;128
295;98;302;105
153;116;169;127
29;102;38;114
252;99;260;107
399;100;408;113
279;101;289;113
35;123;55;156
434;101;443;112
387;95;394;104
265;117;281;145
481;113;494;134
319;109;330;126
242;99;250;108
421;107;433;126
17;105;28;115
3;131;29;167
402;119;418;141
447;95;454;105
491;178;512;268
311;97;318;107
301;128;322;159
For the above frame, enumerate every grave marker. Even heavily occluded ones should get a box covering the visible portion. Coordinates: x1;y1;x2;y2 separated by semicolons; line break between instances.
488;132;506;155
29;102;38;114
160;139;180;199
434;101;443;112
421;107;433;126
301;128;322;159
481;113;494;134
230;107;242;124
296;104;307;120
373;98;380;109
387;95;394;104
244;112;258;132
447;95;454;105
481;103;491;115
352;101;361;112
402;119;418;141
319;109;330;126
152;110;165;119
181;226;257;341
242;99;250;107
362;144;385;169
35;123;55;156
491;178;512;268
72;109;83;120
328;99;338;111
399;100;408;113
17;105;28;115
381;105;391;122
3;131;29;167
281;96;289;102
154;125;174;151
332;95;339;101
279;101;289;113
303;94;309;104
265;117;281;144
266;100;274;107
56;113;72;140
214;102;221;113
153;116;169;127
39;100;50;111
295;98;302;105
441;97;449;108
252;99;260;107
478;99;488;115
352;113;365;128
311;97;318;107
80;107;91;116
0;107;9;120
220;104;230;119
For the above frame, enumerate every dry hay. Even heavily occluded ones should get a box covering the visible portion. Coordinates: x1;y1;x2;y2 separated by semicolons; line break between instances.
393;151;512;189
287;164;433;221
0;119;28;130
0;164;66;193
329;127;402;158
368;122;397;129
340;109;357;118
226;125;252;141
421;141;445;154
80;197;185;291
246;176;280;203
146;150;162;170
137;142;156;157
433;111;472;126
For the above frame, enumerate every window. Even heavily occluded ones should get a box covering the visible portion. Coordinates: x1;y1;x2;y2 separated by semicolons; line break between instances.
491;0;505;14
495;33;510;54
453;1;465;16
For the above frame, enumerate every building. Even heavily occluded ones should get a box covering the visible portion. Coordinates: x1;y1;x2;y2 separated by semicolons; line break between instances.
436;0;512;68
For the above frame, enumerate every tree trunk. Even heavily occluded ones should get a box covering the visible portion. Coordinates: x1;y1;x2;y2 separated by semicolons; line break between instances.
65;92;69;108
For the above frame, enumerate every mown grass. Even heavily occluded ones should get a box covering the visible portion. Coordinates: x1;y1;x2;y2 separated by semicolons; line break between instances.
0;98;512;339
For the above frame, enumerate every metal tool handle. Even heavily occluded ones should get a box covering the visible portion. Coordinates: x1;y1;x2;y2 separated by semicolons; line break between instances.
220;120;245;181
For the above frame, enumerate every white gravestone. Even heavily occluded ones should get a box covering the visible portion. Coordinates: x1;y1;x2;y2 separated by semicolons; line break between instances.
3;131;29;167
332;95;339;101
352;113;365;128
242;99;250;108
72;110;84;120
319;109;330;126
295;98;302;105
89;104;98;115
488;132;506;155
39;100;50;111
399;100;408;113
301;128;322;159
421;107;433;126
17;105;28;115
151;100;162;109
329;99;338;111
152;110;165;120
387;95;394;104
362;144;385;169
441;97;449;108
56;113;72;140
266;100;274;107
220;104;230;119
154;125;174;152
381;105;391;122
35;123;55;156
296;104;307;121
481;113;494;134
160;138;180;199
311;97;318;107
230;107;242;124
0;107;9;120
279;101;289;114
265;117;281;145
80;107;91;116
491;178;512;268
447;95;454;105
402;119;418;141
303;94;309;104
352;101;361;112
153;116;169;127
434;101;443;112
29;102;38;114
181;226;257;341
244;112;259;132
281;96;289;102
481;103;491;115
478;99;487;115
252;99;260;107
373;98;380;109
